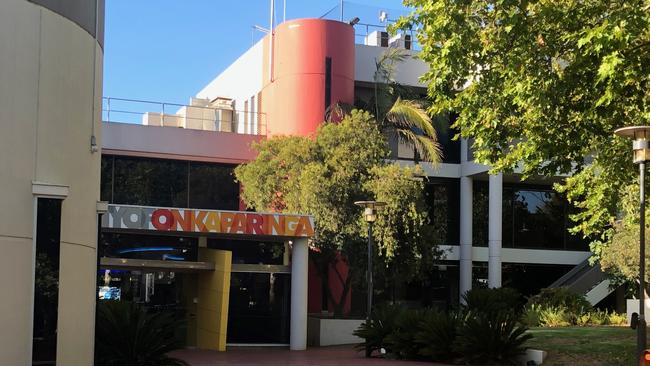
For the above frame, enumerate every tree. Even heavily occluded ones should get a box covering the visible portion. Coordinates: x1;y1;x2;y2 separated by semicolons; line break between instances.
329;48;443;163
235;110;441;315
397;0;649;274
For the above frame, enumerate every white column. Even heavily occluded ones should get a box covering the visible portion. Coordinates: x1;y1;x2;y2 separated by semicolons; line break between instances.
290;238;309;350
488;173;503;288
459;176;473;303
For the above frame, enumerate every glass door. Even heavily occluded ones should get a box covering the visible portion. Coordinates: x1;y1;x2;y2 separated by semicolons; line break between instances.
227;272;290;344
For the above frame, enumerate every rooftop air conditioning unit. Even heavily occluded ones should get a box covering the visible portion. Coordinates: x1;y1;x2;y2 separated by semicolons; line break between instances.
364;31;389;47
388;33;412;50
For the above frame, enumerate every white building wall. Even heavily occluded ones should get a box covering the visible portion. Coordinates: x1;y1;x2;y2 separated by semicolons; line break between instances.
354;44;429;87
196;40;264;134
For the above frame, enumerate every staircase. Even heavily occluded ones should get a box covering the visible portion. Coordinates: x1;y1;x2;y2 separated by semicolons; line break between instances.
549;259;614;305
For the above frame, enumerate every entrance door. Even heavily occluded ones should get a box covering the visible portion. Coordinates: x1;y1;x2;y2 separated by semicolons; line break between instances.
227;271;290;344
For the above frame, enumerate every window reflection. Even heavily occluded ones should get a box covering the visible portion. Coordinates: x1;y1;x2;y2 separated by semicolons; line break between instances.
101;155;240;210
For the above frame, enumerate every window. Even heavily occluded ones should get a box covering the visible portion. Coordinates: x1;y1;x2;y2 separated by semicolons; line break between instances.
325;57;332;110
188;162;239;210
32;198;62;364
472;183;590;251
101;155;240;210
424;179;460;245
112;156;188;207
100;232;198;261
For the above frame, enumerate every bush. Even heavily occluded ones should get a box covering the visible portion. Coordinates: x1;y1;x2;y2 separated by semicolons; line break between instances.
463;287;524;317
608;312;628;326
454;310;532;365
589;309;610;325
95;301;188;366
384;309;425;359
521;304;542;327
538;307;572;327
353;304;402;356
526;287;592;316
415;309;460;362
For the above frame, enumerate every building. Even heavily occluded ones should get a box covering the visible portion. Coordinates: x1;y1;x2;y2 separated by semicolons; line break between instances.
99;16;619;350
0;0;104;364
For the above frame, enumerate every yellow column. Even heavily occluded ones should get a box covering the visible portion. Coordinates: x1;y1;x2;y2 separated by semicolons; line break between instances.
197;248;232;351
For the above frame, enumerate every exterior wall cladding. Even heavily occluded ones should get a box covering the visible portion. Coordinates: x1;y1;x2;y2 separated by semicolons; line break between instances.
102;18;596;311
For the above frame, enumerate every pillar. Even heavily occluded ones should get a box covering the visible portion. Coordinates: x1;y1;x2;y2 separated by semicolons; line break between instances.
290;238;309;350
459;176;473;303
197;248;232;351
488;173;503;288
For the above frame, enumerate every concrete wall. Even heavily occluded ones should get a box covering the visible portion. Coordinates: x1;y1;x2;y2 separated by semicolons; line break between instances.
354;44;429;87
0;0;102;364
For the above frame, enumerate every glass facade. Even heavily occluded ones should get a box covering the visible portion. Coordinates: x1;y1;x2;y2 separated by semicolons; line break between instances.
99;232;198;262
101;155;239;210
473;182;589;251
424;178;460;245
208;238;285;265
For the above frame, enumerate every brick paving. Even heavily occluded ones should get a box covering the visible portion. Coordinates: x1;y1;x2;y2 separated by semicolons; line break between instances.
171;345;451;366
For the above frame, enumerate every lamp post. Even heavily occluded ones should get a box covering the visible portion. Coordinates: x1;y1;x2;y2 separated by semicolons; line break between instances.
354;201;386;322
614;126;650;359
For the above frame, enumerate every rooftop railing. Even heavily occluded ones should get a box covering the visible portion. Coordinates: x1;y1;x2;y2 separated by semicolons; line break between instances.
103;97;267;136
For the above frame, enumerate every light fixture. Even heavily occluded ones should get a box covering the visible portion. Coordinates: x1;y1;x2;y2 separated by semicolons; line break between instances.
348;17;360;26
614;125;650;360
354;200;386;357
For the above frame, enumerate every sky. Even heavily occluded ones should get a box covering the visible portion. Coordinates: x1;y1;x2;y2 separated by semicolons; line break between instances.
103;0;408;106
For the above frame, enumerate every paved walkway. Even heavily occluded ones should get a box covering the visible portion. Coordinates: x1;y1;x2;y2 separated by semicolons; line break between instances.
171;346;450;366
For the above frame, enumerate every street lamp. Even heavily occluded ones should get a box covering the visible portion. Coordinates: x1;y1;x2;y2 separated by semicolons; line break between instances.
614;126;650;359
354;200;386;322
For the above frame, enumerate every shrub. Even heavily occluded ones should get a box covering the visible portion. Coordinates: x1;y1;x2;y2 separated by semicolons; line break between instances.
384;309;424;359
589;309;610;325
608;312;628;326
415;309;460;362
526;287;592;316
521;304;542;327
538;307;571;327
354;304;402;357
95;301;188;366
576;312;592;327
463;287;524;317
454;310;532;365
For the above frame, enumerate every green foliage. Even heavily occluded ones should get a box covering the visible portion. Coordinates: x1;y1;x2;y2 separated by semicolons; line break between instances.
415;310;460;362
589;309;610;326
521;304;542;327
538;307;572;327
397;0;650;277
607;312;628;326
526;287;592;316
462;287;524;317
356;289;530;364
384;309;425;359
364;47;442;163
235;110;441;315
95;301;188;366
353;304;402;356
454;310;532;365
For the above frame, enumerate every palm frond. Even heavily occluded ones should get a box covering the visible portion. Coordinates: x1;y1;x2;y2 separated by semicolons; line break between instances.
396;128;442;164
385;98;437;139
374;48;410;84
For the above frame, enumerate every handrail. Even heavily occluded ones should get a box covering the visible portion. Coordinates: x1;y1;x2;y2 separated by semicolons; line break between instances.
102;96;267;136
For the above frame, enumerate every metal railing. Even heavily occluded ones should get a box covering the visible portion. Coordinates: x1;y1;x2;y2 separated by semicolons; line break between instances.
103;97;267;136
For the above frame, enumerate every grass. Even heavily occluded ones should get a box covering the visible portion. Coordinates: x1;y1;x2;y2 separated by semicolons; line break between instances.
525;326;636;366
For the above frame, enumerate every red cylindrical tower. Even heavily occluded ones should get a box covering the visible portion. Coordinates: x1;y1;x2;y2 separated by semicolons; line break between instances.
261;19;355;137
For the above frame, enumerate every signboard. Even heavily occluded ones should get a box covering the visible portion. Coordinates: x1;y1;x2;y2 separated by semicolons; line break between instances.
102;204;315;238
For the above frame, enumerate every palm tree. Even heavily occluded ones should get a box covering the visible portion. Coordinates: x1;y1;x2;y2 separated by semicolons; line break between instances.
327;47;442;163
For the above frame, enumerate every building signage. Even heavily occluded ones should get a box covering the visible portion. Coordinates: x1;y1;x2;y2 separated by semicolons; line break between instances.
102;204;315;237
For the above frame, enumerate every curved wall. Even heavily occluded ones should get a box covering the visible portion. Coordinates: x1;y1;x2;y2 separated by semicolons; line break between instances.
0;0;102;364
261;19;355;137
